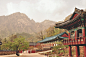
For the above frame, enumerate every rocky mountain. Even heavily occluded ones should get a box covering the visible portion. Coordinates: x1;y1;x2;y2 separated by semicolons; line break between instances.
0;12;56;38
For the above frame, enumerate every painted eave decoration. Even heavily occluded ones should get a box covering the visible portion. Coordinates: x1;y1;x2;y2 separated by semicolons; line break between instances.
55;7;86;30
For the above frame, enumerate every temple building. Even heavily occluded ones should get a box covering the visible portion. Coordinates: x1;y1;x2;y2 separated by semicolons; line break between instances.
37;32;68;49
55;8;86;57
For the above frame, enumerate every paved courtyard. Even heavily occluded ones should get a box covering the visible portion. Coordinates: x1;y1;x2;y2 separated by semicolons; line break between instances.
0;53;47;57
0;50;53;57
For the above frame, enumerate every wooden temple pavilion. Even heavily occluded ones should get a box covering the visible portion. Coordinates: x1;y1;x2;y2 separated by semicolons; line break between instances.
37;32;68;49
55;8;86;57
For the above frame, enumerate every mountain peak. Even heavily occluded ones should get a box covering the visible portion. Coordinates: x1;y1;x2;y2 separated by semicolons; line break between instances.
8;12;28;18
42;20;56;23
0;12;56;38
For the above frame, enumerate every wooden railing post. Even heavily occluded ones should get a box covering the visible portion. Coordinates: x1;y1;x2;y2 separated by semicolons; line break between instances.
72;39;73;45
67;40;68;45
69;39;70;45
74;39;75;44
80;37;81;44
75;29;77;44
66;40;67;45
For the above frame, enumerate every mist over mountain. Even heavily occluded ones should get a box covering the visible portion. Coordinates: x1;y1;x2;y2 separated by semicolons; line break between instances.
0;12;56;38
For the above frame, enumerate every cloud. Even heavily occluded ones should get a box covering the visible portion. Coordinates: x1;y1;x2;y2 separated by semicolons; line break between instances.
6;0;67;22
7;2;20;14
6;0;86;22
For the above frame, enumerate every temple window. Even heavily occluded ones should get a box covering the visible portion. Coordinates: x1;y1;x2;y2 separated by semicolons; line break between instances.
77;29;82;37
70;31;75;38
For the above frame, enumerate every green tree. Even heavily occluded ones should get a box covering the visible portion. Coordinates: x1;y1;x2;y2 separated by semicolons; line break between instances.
8;34;17;42
52;41;68;55
1;41;11;50
45;26;55;37
1;37;29;52
45;26;62;37
12;37;29;51
37;31;44;40
3;38;7;42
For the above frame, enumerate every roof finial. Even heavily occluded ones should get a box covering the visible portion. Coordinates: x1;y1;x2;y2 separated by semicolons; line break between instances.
75;7;78;11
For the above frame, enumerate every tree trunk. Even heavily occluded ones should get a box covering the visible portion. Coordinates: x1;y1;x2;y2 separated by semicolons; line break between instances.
16;46;19;56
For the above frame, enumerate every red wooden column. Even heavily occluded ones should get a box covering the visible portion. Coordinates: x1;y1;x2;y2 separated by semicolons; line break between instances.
82;27;86;57
75;29;80;57
75;29;77;43
68;31;72;57
82;27;85;36
68;31;71;44
82;27;85;43
68;31;70;39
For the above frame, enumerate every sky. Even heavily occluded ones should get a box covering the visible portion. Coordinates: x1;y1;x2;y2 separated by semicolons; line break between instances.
0;0;86;22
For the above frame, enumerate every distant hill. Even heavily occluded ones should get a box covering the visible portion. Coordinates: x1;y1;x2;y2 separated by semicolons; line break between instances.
0;12;56;38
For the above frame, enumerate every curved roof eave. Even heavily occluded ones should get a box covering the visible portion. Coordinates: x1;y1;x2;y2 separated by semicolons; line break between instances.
55;13;81;28
37;32;68;43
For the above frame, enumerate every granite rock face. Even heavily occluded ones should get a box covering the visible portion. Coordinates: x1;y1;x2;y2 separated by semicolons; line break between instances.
0;12;56;38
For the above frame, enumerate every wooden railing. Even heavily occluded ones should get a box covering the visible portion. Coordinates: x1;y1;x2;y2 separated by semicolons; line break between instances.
63;37;86;45
41;43;57;48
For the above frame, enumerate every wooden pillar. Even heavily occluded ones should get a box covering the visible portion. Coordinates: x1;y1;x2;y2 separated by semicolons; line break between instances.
75;29;77;39
68;31;70;39
69;31;72;57
75;29;77;43
69;45;72;57
75;29;80;57
84;45;86;57
68;31;71;45
82;27;85;43
75;46;80;57
82;27;85;37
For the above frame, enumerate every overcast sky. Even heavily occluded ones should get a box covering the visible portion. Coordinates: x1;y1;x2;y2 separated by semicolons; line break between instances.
0;0;86;22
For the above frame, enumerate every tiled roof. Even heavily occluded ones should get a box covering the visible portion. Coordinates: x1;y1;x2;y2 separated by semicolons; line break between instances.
37;32;68;43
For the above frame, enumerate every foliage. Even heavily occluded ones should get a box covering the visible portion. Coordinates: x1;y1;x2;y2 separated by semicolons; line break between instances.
44;26;67;38
45;26;55;37
0;38;2;42
57;56;60;57
36;25;68;41
16;32;33;41
36;31;44;40
12;37;29;51
1;37;29;51
36;45;42;50
52;41;68;55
